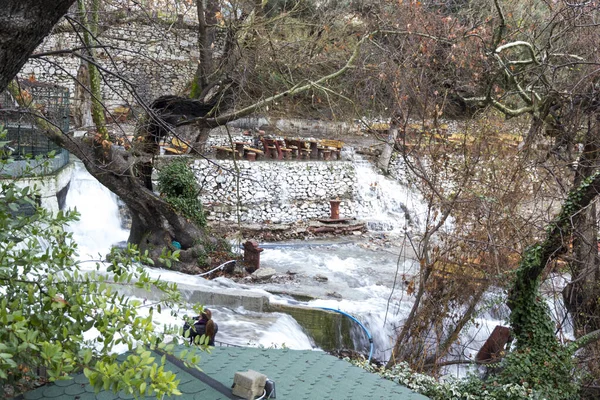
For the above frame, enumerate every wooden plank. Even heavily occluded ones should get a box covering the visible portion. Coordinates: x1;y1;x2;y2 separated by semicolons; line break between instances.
319;139;344;149
244;146;264;155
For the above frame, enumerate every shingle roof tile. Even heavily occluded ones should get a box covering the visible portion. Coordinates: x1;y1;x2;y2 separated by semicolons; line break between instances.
15;345;428;400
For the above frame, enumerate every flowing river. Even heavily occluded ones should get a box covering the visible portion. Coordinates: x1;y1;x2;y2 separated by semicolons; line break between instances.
64;159;509;375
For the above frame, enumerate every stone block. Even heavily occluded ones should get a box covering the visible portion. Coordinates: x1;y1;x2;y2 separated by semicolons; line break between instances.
232;370;267;400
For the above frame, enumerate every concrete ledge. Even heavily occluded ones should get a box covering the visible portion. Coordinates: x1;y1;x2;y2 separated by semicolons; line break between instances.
115;282;270;313
268;303;354;351
179;284;269;312
115;282;355;351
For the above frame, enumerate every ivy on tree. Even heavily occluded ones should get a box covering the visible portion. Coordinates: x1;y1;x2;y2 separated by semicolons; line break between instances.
157;159;206;227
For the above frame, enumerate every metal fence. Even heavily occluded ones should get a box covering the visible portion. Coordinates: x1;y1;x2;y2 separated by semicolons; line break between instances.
0;80;70;176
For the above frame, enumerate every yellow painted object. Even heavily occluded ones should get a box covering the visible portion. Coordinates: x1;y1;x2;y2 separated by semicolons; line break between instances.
113;105;131;122
171;137;189;152
244;146;264;155
369;122;390;132
432;258;486;281
319;139;344;149
164;147;186;155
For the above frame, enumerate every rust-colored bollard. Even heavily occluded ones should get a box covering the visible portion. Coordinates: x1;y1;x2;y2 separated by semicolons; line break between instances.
246;151;257;161
330;199;341;220
243;240;264;273
475;325;511;362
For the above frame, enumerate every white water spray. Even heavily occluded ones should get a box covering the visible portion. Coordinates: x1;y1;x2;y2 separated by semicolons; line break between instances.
350;154;428;234
64;162;129;259
63;157;515;369
64;161;315;350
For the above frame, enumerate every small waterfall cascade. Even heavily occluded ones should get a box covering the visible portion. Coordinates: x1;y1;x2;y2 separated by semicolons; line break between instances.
64;162;129;259
62;158;570;370
349;152;428;234
62;159;484;362
63;161;315;350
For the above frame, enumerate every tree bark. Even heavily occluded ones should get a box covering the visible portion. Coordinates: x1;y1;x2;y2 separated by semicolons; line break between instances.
562;120;600;379
77;0;108;139
0;0;76;93
563;121;600;337
73;61;93;128
53;130;213;273
190;0;219;99
377;126;398;174
377;114;401;174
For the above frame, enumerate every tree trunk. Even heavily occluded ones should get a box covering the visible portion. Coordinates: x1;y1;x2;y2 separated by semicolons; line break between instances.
73;61;93;128
563;120;600;378
190;0;219;99
71;138;214;273
0;0;76;92
566;202;600;337
23;91;217;273
77;0;108;139
377;120;399;174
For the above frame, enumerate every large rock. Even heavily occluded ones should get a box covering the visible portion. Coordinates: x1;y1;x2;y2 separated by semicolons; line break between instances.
251;267;277;281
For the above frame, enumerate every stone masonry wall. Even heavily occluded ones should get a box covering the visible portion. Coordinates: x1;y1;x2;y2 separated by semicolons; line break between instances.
20;22;198;111
190;159;358;223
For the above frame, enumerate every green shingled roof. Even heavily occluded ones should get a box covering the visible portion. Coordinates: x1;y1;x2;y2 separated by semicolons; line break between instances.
15;345;428;400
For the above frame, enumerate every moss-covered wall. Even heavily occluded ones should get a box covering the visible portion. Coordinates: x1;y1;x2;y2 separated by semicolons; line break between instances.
269;303;354;351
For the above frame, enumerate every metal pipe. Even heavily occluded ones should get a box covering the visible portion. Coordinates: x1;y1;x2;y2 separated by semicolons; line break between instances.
196;260;236;277
317;307;374;363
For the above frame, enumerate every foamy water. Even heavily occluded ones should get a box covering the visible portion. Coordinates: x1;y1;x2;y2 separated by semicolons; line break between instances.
63;159;519;369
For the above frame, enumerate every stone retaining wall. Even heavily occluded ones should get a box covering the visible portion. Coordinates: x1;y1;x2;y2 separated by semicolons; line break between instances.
190;159;358;223
20;21;199;111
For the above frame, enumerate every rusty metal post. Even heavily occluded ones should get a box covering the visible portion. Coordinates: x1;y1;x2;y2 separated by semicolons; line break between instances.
243;240;264;273
475;325;511;362
330;199;341;220
246;152;257;161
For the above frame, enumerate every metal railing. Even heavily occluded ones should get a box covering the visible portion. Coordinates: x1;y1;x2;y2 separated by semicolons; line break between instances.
0;147;70;177
0;80;71;177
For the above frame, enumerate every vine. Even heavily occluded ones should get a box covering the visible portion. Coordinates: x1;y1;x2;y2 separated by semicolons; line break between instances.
157;160;206;227
496;171;600;398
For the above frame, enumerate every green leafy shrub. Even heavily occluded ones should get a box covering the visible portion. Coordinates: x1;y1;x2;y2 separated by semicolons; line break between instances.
349;359;541;399
157;160;206;226
0;166;192;398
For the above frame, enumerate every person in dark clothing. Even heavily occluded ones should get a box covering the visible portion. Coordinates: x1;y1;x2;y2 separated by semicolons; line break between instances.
187;309;218;346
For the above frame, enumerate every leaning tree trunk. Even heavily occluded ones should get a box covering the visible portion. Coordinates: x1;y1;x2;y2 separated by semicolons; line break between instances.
30;99;215;273
77;141;214;273
563;122;600;379
377;119;400;174
497;143;600;391
0;0;76;92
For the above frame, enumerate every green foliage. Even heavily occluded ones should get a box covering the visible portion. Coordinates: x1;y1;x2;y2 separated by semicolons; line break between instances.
157;160;206;227
194;236;235;268
494;173;600;399
0;154;204;398
498;346;578;399
350;359;538;399
498;242;579;398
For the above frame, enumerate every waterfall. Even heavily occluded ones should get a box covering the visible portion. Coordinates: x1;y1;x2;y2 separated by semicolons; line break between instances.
350;153;428;234
63;157;569;371
64;162;129;260
63;160;315;350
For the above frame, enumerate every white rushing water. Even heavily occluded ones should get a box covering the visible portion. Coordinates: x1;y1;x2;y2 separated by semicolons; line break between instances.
64;159;505;368
65;162;129;259
64;162;315;351
352;158;426;234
